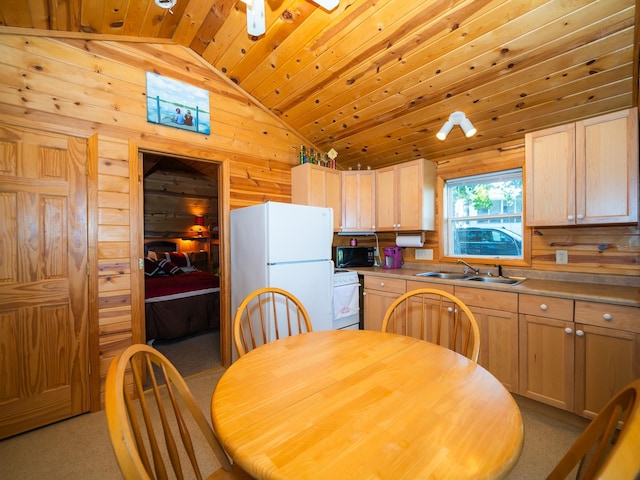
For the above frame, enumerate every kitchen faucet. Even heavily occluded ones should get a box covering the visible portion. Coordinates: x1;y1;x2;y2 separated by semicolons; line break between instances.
494;263;504;277
456;259;479;275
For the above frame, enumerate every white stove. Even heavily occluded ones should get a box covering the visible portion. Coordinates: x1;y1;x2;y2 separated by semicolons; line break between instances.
333;270;361;330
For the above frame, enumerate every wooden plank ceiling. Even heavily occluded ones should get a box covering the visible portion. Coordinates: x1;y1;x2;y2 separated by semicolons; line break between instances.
0;0;637;170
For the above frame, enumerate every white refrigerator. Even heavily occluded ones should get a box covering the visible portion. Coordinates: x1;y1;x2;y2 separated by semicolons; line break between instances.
230;201;334;341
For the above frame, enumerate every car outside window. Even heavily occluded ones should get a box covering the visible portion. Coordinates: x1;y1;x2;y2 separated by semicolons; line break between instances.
444;169;523;259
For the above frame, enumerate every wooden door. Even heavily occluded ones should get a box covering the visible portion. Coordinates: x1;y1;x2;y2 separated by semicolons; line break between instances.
374;166;396;231
574;323;640;419
342;171;375;232
396;160;422;230
576;108;638;225
525;124;576;226
518;314;575;411
473;307;519;393
0;125;88;439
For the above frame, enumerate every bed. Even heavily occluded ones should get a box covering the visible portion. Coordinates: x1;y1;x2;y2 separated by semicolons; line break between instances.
144;241;220;342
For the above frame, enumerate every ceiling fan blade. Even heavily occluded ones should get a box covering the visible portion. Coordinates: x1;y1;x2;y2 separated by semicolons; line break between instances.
245;0;265;35
311;0;339;10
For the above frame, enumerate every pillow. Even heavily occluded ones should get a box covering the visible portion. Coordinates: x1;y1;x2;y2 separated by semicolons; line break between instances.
158;251;192;269
157;258;183;275
144;257;162;277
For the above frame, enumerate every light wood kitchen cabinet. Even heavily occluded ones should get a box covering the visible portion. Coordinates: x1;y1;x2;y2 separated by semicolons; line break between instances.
525;107;638;226
363;276;406;331
574;301;640;419
291;163;342;231
518;294;575;411
375;159;436;231
455;286;519;393
341;170;376;232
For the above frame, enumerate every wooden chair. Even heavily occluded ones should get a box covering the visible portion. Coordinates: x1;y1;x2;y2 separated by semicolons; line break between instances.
381;288;480;362
233;287;313;357
547;378;640;480
105;344;251;480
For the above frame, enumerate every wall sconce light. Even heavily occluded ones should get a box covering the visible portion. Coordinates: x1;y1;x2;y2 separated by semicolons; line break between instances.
436;111;477;140
239;0;339;36
194;215;205;237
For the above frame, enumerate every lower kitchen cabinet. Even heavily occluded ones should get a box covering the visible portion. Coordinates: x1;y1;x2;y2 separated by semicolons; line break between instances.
363;276;406;331
455;286;519;393
518;294;575;411
574;301;640;419
520;295;640;419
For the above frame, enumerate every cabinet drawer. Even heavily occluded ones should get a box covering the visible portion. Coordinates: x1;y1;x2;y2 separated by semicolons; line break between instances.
406;279;454;294
364;276;406;294
519;294;573;321
454;286;518;313
575;301;640;333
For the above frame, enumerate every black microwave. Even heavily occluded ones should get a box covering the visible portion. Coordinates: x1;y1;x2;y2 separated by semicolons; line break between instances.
334;246;375;268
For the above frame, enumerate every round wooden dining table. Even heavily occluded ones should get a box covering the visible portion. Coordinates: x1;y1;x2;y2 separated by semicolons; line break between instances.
211;329;523;480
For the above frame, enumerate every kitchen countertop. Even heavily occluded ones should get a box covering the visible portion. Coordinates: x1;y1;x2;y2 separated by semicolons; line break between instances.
350;266;640;307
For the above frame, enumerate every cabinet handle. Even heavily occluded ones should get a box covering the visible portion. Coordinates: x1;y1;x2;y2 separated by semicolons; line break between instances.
363;291;367;296
539;304;548;311
379;282;385;287
447;307;454;313
564;327;573;335
603;313;612;321
577;214;584;220
576;329;585;337
568;215;574;221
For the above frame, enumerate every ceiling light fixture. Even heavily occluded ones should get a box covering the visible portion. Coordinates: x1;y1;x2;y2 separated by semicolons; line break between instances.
239;0;339;36
436;111;477;140
155;0;176;14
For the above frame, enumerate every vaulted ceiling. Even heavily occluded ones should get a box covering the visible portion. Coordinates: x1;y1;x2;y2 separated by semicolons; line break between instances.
1;0;637;170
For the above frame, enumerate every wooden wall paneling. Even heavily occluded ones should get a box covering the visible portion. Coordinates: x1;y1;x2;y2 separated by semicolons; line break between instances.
87;133;100;411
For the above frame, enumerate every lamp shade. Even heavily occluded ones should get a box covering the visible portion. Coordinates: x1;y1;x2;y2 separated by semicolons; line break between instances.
194;216;205;226
436;120;454;141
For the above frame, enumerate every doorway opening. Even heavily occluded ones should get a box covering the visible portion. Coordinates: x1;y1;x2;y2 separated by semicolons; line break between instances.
142;152;222;376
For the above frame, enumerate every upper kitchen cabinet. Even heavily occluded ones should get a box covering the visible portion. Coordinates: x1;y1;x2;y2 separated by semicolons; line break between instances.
341;170;376;232
292;163;342;231
375;159;436;231
525;108;639;227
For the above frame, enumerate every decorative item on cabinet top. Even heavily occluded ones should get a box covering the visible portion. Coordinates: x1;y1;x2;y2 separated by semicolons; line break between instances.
300;145;338;169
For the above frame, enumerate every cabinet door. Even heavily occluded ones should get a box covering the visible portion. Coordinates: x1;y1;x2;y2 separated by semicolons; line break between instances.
472;307;519;393
292;164;341;231
375;166;396;230
363;276;405;331
363;289;400;331
525;124;576;226
342;171;375;231
576;108;639;225
574;323;640;419
518;314;575;410
396;160;432;230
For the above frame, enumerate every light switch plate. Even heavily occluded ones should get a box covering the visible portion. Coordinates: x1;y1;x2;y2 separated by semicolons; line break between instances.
556;250;568;264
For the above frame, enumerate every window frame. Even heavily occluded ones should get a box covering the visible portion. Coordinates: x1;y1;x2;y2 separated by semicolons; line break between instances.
438;166;530;266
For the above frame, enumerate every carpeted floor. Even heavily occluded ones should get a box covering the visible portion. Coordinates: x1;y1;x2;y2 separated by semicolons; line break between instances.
0;331;587;479
152;329;221;377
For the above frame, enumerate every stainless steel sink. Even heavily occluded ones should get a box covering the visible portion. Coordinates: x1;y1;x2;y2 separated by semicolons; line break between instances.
415;271;470;280
415;271;526;285
465;276;526;285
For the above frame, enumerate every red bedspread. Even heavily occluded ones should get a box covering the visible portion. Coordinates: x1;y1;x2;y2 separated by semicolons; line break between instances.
145;271;219;300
